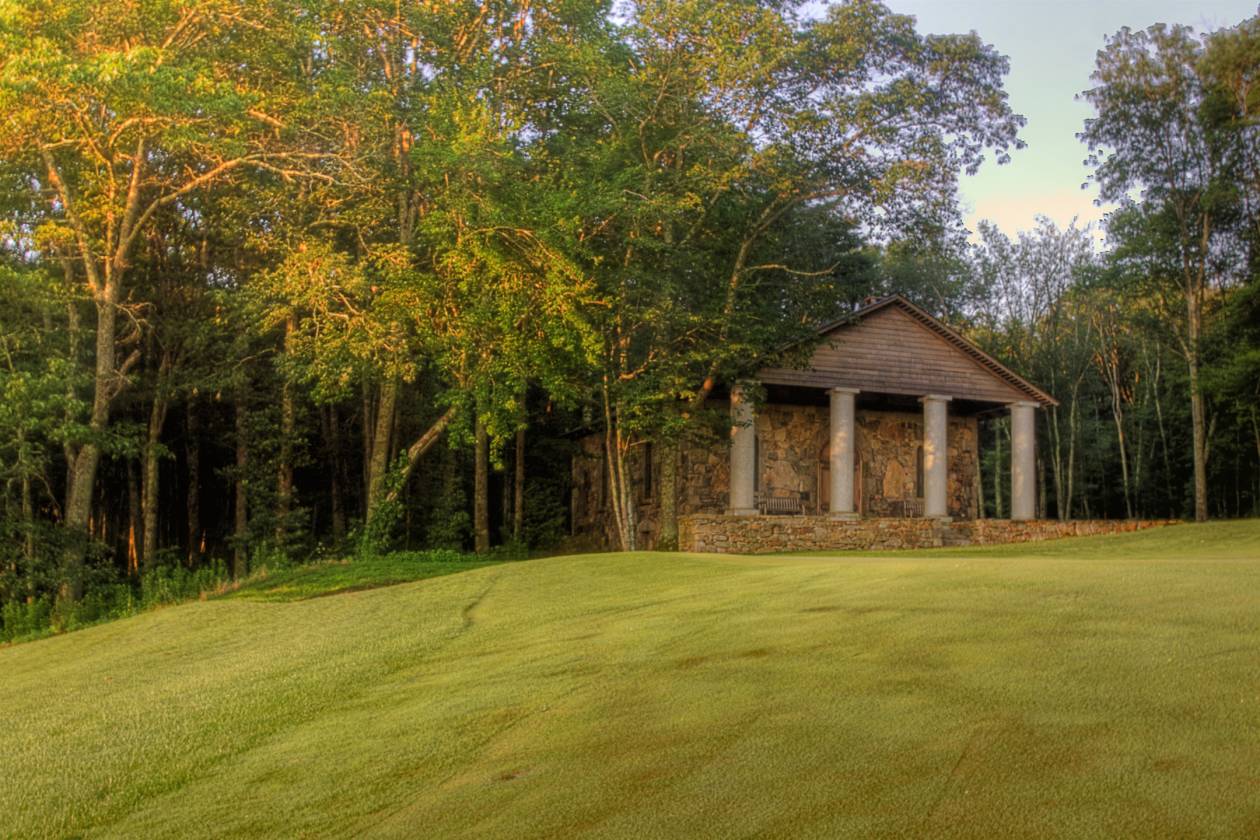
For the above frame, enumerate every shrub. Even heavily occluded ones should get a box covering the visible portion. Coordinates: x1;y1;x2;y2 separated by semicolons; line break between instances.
1;597;52;644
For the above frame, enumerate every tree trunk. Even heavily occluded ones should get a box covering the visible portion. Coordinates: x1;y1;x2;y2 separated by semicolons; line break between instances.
361;384;374;512
1065;380;1081;520
1109;398;1132;519
1251;409;1260;515
513;426;525;543
1049;405;1065;521
126;459;140;576
365;378;398;522
657;438;678;550
61;287;120;601
474;418;490;553
141;392;169;573
186;401;202;565
1185;217;1209;522
322;405;347;545
233;391;249;579
139;351;172;573
19;448;34;575
601;381;636;551
1037;453;1047;520
1252;408;1259;465
274;315;297;543
1151;353;1174;515
1188;354;1209;522
381;406;457;508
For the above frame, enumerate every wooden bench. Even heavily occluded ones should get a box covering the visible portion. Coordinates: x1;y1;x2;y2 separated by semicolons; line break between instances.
758;494;805;516
888;498;925;518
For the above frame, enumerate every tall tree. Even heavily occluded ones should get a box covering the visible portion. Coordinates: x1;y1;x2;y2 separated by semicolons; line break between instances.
0;0;329;597
971;218;1097;519
568;0;1023;548
1082;24;1246;521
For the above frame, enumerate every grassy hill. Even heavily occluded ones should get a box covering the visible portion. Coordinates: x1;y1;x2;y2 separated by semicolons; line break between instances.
3;522;1259;838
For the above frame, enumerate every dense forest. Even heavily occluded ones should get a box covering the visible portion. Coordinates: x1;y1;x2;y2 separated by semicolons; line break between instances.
1;0;1257;637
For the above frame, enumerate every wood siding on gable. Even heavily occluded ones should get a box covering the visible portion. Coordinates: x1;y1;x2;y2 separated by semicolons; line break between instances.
759;306;1028;404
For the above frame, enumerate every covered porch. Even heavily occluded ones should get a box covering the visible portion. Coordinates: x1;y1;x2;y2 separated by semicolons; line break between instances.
727;383;1040;522
724;295;1055;528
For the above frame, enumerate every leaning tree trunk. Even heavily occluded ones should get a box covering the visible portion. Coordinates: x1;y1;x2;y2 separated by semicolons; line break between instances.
474;418;490;554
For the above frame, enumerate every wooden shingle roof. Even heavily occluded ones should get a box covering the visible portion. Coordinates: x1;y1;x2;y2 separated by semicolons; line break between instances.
758;295;1057;407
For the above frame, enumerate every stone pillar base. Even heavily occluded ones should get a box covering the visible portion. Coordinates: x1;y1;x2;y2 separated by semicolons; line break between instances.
828;512;861;521
727;508;759;517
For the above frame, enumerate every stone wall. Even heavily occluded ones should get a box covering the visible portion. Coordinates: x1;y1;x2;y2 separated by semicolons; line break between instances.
854;410;978;519
570;434;608;545
678;514;1177;554
573;402;981;550
757;403;826;511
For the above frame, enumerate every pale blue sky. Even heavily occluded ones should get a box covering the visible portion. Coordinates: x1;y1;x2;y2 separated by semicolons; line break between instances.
820;0;1259;238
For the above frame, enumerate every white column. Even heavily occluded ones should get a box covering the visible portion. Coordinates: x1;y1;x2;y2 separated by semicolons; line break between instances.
1010;401;1038;521
728;383;758;516
921;395;951;519
829;388;859;518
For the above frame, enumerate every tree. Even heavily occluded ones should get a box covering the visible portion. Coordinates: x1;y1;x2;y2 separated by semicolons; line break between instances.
970;218;1097;519
0;0;331;597
567;0;1023;549
1082;23;1247;521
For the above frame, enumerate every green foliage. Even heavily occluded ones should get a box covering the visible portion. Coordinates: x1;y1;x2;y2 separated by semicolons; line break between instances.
0;597;51;644
419;444;472;552
1;558;233;643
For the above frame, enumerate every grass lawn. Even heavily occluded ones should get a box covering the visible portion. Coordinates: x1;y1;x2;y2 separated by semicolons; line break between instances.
2;521;1258;838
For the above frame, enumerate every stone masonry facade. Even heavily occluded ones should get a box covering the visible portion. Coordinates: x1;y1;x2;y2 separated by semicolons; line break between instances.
571;402;981;549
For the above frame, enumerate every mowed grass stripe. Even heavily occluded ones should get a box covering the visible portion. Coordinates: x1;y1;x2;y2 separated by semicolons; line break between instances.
2;521;1258;838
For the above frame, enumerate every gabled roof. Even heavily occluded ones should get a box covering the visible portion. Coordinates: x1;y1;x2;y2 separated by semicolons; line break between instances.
759;294;1058;407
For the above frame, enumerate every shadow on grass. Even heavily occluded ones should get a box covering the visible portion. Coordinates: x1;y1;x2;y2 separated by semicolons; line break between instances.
219;553;510;603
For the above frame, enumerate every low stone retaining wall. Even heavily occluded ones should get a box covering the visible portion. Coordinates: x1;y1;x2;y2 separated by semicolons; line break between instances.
678;514;1177;554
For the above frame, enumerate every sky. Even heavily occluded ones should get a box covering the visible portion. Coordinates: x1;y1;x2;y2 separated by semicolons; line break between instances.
814;0;1258;239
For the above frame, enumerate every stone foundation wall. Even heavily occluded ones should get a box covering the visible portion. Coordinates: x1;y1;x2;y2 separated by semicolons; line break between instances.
678;514;1178;554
